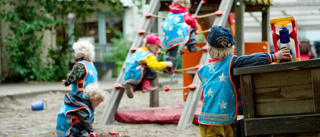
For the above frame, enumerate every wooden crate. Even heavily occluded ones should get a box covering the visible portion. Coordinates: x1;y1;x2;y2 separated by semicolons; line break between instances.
234;59;320;136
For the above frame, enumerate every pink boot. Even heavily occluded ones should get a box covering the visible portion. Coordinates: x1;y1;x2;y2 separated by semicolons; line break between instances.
142;80;158;92
125;84;136;98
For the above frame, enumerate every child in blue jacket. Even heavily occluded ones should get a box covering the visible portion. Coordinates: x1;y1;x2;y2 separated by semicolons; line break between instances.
197;26;290;137
56;84;104;137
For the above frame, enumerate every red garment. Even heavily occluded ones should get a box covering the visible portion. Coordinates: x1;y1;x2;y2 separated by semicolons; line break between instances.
169;4;197;30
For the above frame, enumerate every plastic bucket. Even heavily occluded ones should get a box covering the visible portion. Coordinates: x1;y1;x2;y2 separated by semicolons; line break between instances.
31;100;46;111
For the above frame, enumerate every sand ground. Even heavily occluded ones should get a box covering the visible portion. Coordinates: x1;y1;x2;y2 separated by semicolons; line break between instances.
0;78;200;137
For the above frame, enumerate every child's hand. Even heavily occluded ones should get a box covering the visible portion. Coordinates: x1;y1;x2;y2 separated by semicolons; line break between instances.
275;48;291;61
61;80;66;85
166;61;173;67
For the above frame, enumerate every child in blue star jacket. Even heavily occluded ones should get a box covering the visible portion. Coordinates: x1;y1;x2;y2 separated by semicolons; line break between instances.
56;84;104;137
161;0;199;73
62;40;98;93
197;26;290;137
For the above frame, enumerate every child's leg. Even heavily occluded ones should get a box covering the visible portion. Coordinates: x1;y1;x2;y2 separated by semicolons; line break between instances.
69;127;87;137
142;67;158;92
186;28;199;52
163;46;179;73
199;124;234;137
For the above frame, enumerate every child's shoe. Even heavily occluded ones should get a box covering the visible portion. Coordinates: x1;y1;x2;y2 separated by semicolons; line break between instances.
187;45;199;52
142;80;158;92
125;84;135;98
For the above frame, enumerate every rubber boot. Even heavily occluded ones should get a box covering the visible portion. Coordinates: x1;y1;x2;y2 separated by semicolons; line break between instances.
187;44;199;52
125;84;135;98
142;80;158;92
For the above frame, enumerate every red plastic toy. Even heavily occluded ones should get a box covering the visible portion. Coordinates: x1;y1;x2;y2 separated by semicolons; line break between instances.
270;16;300;61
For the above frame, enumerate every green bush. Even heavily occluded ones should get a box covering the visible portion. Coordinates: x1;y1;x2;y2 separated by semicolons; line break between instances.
102;32;131;77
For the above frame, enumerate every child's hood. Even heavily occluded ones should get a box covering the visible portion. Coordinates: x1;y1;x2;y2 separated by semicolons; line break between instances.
169;4;188;13
64;92;93;110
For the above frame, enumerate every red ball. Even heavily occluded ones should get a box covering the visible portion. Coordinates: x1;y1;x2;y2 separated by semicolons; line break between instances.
114;83;121;89
145;13;152;18
164;85;170;92
138;29;145;35
188;84;197;90
215;10;223;16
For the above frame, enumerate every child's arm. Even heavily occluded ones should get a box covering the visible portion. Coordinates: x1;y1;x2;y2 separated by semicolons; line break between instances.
232;48;290;68
75;109;95;133
62;63;86;86
184;13;197;30
140;55;172;70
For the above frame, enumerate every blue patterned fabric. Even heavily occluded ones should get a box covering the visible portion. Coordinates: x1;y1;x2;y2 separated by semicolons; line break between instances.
124;49;152;85
162;12;190;49
56;102;93;137
72;60;98;93
197;55;237;125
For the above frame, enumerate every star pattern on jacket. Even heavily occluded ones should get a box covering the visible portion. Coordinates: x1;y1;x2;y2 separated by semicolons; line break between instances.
231;90;235;97
142;52;147;56
202;103;206;108
88;70;94;76
202;77;207;84
208;64;215;72
219;100;227;109
174;16;181;22
219;73;227;82
182;23;188;27
163;22;167;27
208;88;214;97
136;66;140;70
168;26;173;31
177;29;183;35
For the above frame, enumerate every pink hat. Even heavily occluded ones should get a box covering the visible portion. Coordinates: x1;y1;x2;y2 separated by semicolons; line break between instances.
146;34;163;48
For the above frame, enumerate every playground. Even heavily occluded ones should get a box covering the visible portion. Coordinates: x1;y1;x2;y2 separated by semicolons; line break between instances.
1;0;320;136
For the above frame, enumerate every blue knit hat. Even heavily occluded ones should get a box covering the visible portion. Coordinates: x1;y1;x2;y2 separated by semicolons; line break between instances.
207;26;236;48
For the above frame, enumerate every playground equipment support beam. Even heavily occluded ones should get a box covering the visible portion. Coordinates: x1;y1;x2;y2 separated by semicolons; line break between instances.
98;12;107;45
150;20;159;107
262;6;270;42
235;0;245;56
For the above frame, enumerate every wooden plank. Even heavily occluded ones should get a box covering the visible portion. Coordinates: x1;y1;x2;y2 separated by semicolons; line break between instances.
234;119;245;137
234;59;320;76
311;69;320;113
244;114;320;136
240;75;255;118
255;100;315;117
177;0;235;130
150;77;159;107
255;84;313;103
252;69;311;88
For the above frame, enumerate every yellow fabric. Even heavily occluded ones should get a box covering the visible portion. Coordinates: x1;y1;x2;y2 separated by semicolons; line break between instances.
139;47;168;71
199;124;234;137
